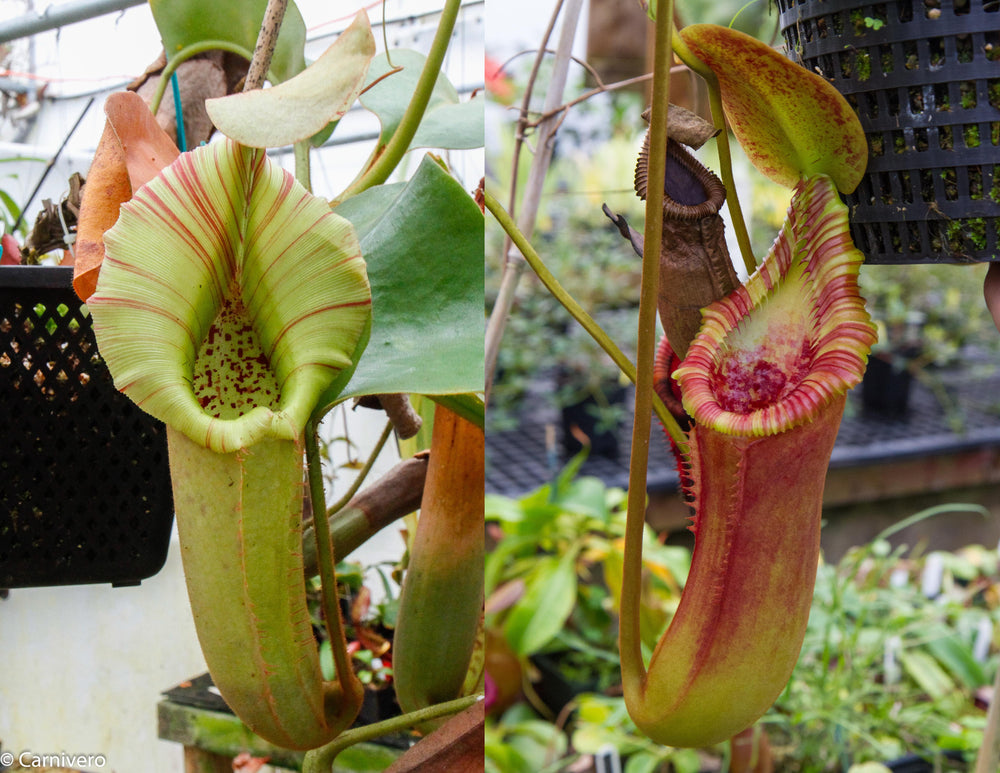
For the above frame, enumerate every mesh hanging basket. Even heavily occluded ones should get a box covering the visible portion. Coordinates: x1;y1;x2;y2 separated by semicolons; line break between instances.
0;267;174;588
777;0;1000;264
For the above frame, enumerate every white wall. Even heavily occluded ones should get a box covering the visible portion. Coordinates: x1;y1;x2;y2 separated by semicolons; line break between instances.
0;540;208;771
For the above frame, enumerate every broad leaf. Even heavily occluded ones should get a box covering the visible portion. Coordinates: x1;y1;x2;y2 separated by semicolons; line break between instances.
206;11;376;148
431;393;485;428
503;554;578;656
361;50;485;151
923;627;987;689
150;0;306;84
89;139;371;453
679;24;867;192
331;156;484;406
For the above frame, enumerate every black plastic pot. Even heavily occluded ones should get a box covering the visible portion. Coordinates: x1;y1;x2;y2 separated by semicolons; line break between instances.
778;0;1000;264
358;685;401;726
529;653;601;717
560;385;627;460
162;672;412;750
885;750;967;772
0;266;174;588
862;353;914;416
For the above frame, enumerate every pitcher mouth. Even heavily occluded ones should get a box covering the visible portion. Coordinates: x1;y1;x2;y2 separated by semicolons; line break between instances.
88;139;371;454
636;137;727;220
674;175;877;438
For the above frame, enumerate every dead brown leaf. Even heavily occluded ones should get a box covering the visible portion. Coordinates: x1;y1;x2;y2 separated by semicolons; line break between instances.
73;91;179;301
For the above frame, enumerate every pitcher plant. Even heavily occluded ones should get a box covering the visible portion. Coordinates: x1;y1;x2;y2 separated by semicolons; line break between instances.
487;5;879;751
72;0;485;761
623;18;878;748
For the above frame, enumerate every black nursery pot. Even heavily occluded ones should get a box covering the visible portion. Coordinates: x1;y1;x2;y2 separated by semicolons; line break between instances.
861;353;914;416
560;386;627;460
0;266;174;588
778;0;1000;264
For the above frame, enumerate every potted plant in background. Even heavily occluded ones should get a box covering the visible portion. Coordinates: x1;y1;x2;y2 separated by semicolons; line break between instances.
486;469;997;772
766;506;998;772
310;561;401;730
554;308;636;460
487;257;638;460
485;454;691;720
486;79;645;457
859;262;1000;419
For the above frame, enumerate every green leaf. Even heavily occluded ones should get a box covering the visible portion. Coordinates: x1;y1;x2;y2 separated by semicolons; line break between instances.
206;11;376;148
900;649;964;714
679;24;867;192
573;724;648;757
330;156;484;405
503;553;578;656
0;188;21;226
484;742;532;773
318;638;334;681
557;476;612;522
361;50;485;151
625;752;667;773
430;392;484;429
923;628;987;689
669;748;704;773
485;493;526;526
150;0;306;83
502;718;569;766
90;140;371;453
550;448;589;501
333;181;405;236
485;540;524;602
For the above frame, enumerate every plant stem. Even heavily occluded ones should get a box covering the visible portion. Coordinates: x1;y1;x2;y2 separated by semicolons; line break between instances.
326;419;394;519
302;455;427;576
245;0;288;92
335;0;461;202
150;40;257;115
529;71;654;126
301;695;480;773
484;0;583;401
620;0;675;698
305;419;359;698
483;190;683;445
671;30;756;276
294;139;312;191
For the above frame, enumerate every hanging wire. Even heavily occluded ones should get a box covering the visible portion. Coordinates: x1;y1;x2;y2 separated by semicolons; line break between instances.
170;71;187;152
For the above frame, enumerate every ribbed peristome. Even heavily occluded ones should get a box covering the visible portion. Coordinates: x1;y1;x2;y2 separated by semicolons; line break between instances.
89;139;371;454
674;174;877;437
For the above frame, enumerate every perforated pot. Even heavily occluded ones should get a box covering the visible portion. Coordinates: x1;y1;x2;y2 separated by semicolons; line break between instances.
778;0;1000;263
0;266;173;588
